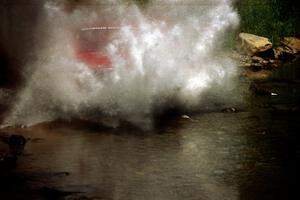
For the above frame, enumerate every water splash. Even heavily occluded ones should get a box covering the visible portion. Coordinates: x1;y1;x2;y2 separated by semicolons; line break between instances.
2;0;239;129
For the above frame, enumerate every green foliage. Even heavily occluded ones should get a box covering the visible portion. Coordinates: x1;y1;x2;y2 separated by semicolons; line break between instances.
235;0;299;45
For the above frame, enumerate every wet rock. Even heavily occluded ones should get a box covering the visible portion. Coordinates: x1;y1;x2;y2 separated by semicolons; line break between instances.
252;56;266;64
273;46;295;61
249;54;280;68
181;115;191;119
281;37;300;54
221;107;238;113
229;51;252;66
231;50;278;69
249;62;264;70
271;92;278;96
239;33;273;56
268;59;278;65
251;55;278;67
272;37;300;61
249;56;266;69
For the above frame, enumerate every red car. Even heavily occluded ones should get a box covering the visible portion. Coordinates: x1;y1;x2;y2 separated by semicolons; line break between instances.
73;24;132;70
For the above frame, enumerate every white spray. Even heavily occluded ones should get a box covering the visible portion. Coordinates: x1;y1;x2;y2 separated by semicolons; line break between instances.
2;0;239;129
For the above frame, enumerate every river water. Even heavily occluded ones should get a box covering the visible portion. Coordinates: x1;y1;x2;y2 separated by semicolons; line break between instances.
1;75;299;200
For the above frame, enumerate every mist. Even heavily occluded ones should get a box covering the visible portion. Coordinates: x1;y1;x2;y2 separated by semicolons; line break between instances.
2;0;239;129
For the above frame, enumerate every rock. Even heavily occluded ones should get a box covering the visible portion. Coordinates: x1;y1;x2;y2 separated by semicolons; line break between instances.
181;115;191;119
271;92;278;96
239;33;273;55
281;37;300;54
251;56;272;67
272;37;300;61
231;49;279;69
273;46;295;60
252;56;265;63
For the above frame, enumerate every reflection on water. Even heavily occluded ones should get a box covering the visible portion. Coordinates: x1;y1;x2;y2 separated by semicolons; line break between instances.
1;104;298;200
1;68;299;200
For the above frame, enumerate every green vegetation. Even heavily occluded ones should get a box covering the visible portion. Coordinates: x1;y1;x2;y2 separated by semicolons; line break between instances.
235;0;300;45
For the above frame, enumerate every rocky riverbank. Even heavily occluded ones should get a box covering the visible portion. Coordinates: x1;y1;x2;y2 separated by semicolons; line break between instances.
230;33;300;80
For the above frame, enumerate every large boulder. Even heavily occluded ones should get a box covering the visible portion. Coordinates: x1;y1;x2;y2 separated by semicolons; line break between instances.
239;33;273;55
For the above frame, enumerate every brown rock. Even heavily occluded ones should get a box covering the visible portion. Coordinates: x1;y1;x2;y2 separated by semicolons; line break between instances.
250;55;279;68
252;56;265;63
273;46;295;60
281;37;300;54
239;33;273;55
